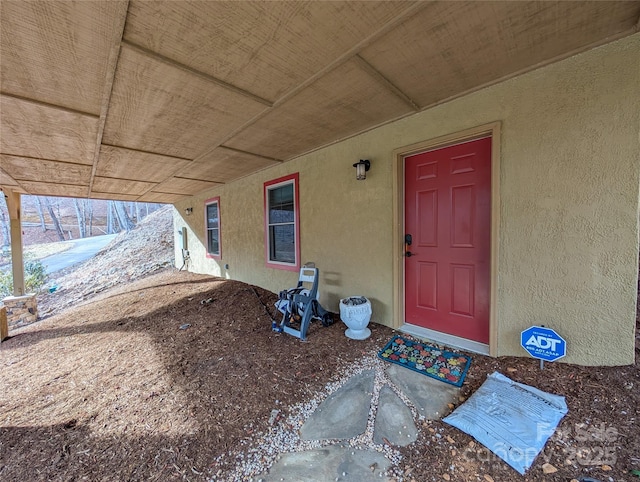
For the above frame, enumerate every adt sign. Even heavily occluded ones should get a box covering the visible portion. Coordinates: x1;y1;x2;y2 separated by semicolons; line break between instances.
521;326;566;362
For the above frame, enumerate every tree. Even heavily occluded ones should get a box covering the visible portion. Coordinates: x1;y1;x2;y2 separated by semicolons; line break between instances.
73;198;87;238
86;199;94;236
44;197;65;241
0;195;9;247
34;197;46;232
106;201;115;234
114;201;135;232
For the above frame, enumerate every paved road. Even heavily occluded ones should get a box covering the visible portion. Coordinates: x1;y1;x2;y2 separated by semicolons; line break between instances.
41;234;117;274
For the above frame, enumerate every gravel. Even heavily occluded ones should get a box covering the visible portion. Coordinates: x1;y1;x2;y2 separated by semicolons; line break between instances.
216;352;417;482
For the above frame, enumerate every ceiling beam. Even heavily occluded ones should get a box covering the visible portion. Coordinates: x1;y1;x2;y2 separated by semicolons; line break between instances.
217;145;284;163
352;54;420;111
87;0;130;198
0;168;24;191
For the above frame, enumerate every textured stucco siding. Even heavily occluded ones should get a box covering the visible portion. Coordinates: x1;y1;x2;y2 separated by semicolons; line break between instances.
175;34;639;366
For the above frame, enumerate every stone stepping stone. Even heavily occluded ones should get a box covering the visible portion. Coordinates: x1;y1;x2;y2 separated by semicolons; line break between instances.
373;385;418;446
258;445;391;481
386;364;459;419
300;370;374;440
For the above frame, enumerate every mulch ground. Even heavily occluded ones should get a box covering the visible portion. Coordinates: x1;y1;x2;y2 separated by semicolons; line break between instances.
1;270;638;482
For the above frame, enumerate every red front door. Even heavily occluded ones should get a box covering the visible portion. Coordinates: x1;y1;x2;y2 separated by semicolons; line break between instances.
404;137;491;344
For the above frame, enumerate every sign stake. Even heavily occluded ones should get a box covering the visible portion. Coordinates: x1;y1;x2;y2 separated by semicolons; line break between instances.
539;325;545;370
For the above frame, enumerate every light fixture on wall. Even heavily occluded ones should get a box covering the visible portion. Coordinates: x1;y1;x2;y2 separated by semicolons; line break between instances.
185;207;193;216
353;159;370;180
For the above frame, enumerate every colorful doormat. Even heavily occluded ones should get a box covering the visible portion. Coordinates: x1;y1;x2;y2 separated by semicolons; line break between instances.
378;336;472;387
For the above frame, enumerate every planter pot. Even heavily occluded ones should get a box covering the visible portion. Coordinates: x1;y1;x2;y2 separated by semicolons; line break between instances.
339;296;372;340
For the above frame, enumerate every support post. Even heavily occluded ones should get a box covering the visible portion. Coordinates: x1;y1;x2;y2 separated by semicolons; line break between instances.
5;190;24;296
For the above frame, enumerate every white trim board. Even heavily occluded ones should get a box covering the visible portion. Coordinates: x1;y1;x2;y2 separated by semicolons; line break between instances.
400;323;490;356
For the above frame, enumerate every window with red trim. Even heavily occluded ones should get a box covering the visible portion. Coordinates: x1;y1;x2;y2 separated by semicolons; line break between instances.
205;197;221;259
264;173;300;271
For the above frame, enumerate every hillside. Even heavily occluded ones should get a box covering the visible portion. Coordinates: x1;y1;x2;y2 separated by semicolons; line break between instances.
38;205;175;317
0;195;165;246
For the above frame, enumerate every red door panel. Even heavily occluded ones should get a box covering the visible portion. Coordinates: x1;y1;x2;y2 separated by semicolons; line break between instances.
404;137;491;344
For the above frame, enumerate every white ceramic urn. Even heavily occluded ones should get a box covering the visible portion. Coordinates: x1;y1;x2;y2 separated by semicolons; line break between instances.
339;296;372;340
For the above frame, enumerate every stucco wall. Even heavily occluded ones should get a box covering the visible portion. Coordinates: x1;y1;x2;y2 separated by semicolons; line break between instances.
175;34;640;366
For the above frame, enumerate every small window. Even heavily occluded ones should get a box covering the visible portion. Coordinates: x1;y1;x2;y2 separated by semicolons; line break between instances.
205;197;221;259
264;173;300;271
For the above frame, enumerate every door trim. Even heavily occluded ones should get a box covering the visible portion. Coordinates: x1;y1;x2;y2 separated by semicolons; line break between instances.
392;122;501;356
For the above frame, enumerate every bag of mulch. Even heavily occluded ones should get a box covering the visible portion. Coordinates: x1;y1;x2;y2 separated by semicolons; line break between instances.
443;371;568;474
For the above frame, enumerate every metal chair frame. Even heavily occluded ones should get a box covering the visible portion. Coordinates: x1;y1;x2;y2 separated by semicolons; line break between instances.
273;264;331;340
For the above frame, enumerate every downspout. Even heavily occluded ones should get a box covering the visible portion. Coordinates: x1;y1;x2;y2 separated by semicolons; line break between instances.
4;190;25;296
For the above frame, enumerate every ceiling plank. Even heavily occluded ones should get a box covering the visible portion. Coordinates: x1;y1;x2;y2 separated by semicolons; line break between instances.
138;191;187;204
96;145;190;183
102;45;269;159
92;176;155;195
17;181;89;198
0;154;91;185
0;95;98;164
90;192;141;202
0;0;129;115
152;177;222;196
181;147;281;183
87;0;130;198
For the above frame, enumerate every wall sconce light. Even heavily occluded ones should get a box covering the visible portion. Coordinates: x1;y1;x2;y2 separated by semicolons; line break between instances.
185;207;193;216
353;159;371;180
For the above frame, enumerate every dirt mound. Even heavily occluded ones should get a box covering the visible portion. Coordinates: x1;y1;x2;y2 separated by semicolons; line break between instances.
38;205;174;317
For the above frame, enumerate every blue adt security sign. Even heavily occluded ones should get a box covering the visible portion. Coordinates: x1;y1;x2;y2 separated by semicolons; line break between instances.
521;326;566;362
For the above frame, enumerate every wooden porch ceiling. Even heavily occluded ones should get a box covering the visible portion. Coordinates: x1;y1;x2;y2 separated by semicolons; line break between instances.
1;1;639;203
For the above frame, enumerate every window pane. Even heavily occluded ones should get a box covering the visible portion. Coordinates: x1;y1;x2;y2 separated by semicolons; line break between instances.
269;224;295;263
208;228;219;255
268;184;294;223
207;203;219;229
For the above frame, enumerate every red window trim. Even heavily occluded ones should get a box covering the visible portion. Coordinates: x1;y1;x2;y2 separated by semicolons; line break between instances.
204;196;221;260
264;173;300;271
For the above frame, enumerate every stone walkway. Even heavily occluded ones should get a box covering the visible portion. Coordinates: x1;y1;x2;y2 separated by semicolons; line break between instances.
257;363;460;481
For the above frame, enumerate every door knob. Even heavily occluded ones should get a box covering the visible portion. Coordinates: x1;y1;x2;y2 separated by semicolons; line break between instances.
405;251;413;257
